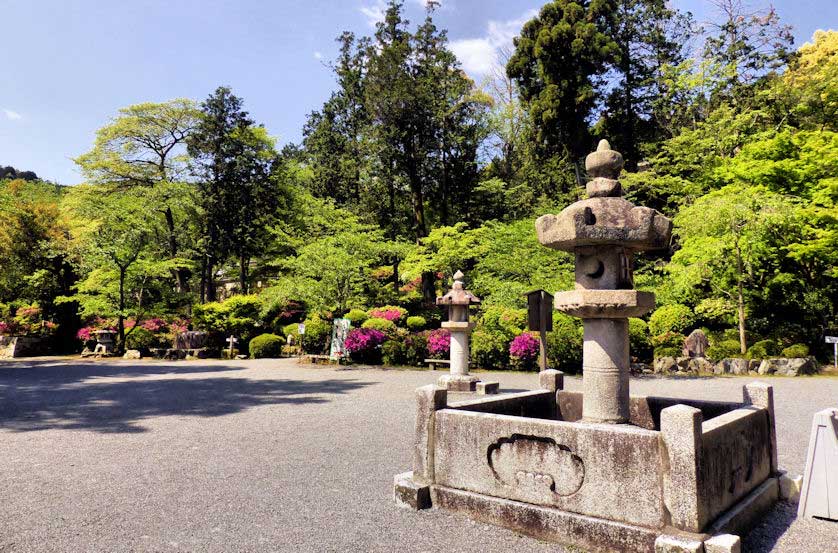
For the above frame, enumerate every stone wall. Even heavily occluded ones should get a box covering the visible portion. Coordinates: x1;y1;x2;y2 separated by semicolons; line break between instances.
0;336;48;359
654;356;819;376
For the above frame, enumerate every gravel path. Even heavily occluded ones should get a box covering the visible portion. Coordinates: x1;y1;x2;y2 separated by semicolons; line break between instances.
0;358;836;552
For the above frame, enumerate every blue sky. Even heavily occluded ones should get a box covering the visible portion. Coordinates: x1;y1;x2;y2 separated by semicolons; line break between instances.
1;0;835;185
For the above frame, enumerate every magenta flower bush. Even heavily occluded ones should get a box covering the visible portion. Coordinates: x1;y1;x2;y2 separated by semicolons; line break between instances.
427;329;450;359
141;318;168;332
509;332;540;371
368;305;407;323
345;328;387;363
76;326;94;341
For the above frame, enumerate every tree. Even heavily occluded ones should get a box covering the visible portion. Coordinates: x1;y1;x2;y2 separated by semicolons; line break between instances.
60;189;180;352
670;185;791;353
506;0;617;162
596;0;693;167
74;100;199;294
703;0;793;96
783;30;838;132
188;86;279;300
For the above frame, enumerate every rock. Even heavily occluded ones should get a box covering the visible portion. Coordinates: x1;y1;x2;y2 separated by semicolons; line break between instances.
730;358;749;375
757;357;818;376
630;362;649;375
123;349;142;359
682;329;709;358
687;357;714;374
748;359;761;372
654;356;677;374
714;359;730;375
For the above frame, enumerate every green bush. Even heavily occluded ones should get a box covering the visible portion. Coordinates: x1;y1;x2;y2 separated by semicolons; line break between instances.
706;339;744;361
345;308;369;327
747;339;779;360
546;313;583;372
406;316;427;331
654;346;682;358
648;304;696;336
651;331;685;350
781;343;810;358
301;315;330;353
249;333;284;359
472;329;510;370
381;339;405;366
628;318;652;362
193;294;263;340
479;306;527;335
362;317;396;334
125;327;158;350
403;332;428;366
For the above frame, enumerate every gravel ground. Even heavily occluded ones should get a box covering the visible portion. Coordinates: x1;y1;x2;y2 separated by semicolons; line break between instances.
0;358;836;552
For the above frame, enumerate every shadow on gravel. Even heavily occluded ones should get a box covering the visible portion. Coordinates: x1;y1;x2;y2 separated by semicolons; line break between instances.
0;364;373;434
742;501;796;552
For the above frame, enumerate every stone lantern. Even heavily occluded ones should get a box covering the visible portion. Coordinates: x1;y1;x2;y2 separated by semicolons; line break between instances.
536;139;672;423
436;270;481;392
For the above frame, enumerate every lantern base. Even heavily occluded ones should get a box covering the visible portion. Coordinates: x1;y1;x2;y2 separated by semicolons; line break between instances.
437;374;480;392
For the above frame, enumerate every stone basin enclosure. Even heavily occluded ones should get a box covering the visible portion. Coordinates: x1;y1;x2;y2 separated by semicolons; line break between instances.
394;141;782;553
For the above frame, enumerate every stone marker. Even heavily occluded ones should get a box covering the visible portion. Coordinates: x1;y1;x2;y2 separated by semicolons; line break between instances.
798;408;838;520
683;329;709;358
655;535;704;553
779;472;803;503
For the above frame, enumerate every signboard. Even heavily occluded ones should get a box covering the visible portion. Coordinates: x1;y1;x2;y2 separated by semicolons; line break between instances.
298;323;306;335
826;336;838;344
828;336;838;370
330;318;351;361
527;290;554;332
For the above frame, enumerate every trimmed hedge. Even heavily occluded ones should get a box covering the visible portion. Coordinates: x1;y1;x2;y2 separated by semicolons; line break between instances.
781;343;809;358
249;333;284;359
406;316;427;331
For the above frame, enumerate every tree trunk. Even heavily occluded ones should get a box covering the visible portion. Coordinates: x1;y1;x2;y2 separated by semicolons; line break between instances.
239;254;249;294
735;242;747;354
117;266;126;353
163;206;186;293
206;257;217;302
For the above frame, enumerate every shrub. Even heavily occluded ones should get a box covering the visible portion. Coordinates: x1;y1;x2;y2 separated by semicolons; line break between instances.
125;327;158;350
406;316;427;331
368;305;407;323
302;315;331;353
345;308;369;327
193;294;263;339
628;318;652;362
648;304;696;336
362;317;397;334
141;318;168;333
653;346;682;358
345;328;387;364
479;306;527;336
283;323;300;340
472;329;510;369
509;332;540;371
747;339;779;360
781;343;810;358
381;339;405;366
546;313;583;372
427;329;451;359
403;332;428;366
651;331;685;350
249;333;284;359
706;339;744;361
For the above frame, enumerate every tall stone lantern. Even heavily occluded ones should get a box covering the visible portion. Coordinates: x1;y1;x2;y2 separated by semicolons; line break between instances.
436;270;481;392
536;140;672;423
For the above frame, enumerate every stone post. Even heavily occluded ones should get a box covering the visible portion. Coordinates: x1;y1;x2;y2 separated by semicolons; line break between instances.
583;318;630;423
661;404;704;532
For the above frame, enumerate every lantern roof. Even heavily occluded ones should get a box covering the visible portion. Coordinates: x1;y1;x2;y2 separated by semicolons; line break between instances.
437;270;481;306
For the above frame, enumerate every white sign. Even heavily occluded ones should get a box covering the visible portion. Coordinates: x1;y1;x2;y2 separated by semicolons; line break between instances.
298;323;306;335
826;336;838;344
330;318;351;360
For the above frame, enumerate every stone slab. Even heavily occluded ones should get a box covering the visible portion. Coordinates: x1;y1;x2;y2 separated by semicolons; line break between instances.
476;381;499;395
704;534;741;553
655;535;704;553
432;485;660;553
798;408;838;520
554;289;655;318
778;471;802;503
437;374;479;392
393;471;431;510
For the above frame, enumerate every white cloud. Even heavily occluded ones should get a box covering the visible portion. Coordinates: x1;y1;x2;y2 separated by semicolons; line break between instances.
360;0;387;27
2;108;22;121
314;51;323;60
450;9;537;78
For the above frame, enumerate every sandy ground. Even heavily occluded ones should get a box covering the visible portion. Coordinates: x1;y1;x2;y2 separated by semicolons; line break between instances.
0;357;836;552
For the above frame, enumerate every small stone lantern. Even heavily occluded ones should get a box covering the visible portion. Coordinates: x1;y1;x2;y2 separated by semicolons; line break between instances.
93;330;116;356
436;270;481;392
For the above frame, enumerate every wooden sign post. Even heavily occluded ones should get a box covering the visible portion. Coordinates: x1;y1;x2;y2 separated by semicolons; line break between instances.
826;336;838;370
527;290;554;372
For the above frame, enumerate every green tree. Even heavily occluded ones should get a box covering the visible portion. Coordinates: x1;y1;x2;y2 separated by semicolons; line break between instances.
74;99;199;293
188;86;279;300
507;0;617;162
